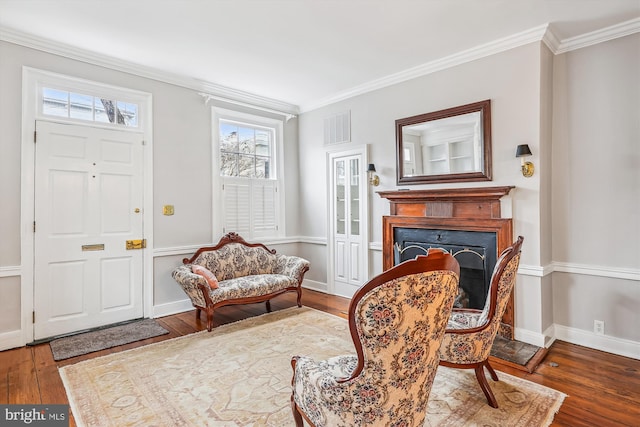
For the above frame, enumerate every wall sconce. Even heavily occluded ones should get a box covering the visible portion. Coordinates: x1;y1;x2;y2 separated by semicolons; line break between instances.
367;163;380;186
515;144;534;177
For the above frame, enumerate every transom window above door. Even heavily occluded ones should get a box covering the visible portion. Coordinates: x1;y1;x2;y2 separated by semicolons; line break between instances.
41;87;139;128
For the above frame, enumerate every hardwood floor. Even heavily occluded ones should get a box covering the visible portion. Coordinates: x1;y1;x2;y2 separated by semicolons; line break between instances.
1;289;638;426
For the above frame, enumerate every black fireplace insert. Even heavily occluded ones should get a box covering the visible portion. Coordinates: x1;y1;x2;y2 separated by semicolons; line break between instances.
393;228;497;309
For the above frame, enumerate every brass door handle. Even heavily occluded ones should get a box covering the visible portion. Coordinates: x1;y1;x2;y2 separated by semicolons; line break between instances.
126;239;147;250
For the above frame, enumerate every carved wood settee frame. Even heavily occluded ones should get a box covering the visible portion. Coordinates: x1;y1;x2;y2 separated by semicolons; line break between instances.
172;232;310;331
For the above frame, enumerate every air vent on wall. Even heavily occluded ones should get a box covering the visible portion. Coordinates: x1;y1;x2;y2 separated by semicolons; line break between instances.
324;110;351;145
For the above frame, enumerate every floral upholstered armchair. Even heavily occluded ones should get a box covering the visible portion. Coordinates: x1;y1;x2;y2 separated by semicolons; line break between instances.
290;251;460;427
172;232;310;331
439;236;523;408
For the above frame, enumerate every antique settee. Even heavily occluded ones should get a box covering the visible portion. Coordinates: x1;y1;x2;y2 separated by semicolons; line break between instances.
172;232;310;331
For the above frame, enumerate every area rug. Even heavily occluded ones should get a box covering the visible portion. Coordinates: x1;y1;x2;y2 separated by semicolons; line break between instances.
59;307;565;426
50;318;169;361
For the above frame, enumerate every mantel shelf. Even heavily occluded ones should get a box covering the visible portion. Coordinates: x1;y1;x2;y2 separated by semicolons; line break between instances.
377;185;514;202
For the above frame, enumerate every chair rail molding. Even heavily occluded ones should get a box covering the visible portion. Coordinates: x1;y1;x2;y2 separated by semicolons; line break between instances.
552;261;640;282
0;266;21;278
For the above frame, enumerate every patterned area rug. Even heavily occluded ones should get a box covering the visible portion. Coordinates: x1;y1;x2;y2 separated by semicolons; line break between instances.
50;318;169;361
59;307;565;426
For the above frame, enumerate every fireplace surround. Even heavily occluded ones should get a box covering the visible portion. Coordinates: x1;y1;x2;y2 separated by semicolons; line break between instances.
379;186;515;337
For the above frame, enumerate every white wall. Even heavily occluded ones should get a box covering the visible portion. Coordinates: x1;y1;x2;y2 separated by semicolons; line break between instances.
298;42;547;342
551;33;640;355
0;40;301;347
297;34;640;356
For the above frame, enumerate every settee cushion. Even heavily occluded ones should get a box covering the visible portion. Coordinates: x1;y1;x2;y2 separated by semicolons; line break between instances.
206;274;298;305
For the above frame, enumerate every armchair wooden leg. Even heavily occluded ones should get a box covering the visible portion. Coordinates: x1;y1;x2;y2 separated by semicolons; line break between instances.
291;395;304;427
195;308;201;320
290;357;304;427
484;359;499;381
474;364;499;408
296;288;302;307
266;300;272;313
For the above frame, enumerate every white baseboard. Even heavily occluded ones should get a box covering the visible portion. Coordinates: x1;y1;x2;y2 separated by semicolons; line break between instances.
0;330;24;352
514;327;548;348
554;324;640;360
152;299;194;318
543;324;557;348
302;279;328;293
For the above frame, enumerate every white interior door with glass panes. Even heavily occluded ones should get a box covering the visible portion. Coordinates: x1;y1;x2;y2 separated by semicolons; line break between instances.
33;121;144;340
331;153;366;298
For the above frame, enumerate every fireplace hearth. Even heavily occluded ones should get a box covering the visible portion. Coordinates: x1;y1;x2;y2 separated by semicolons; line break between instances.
379;186;515;337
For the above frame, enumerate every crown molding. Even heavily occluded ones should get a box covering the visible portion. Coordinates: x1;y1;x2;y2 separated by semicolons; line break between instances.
556;17;640;54
300;24;550;112
300;18;640;112
3;17;638;115
541;24;562;54
0;25;299;115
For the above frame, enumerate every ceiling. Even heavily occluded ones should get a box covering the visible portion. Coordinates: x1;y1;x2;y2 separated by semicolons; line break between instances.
1;0;638;111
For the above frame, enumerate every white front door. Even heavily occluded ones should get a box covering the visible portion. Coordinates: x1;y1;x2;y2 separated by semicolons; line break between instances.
330;151;367;298
33;121;145;339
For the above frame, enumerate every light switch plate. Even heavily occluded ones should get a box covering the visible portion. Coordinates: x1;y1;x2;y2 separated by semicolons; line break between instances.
163;205;174;216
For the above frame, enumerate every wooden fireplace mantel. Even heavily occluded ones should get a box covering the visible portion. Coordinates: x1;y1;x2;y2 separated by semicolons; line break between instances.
377;186;514;219
378;185;516;338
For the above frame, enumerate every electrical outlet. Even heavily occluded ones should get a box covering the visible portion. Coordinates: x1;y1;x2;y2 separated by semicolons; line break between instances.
594;320;605;335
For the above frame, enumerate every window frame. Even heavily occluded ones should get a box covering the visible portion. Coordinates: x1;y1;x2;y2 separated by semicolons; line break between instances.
212;107;286;240
219;119;275;179
36;74;147;132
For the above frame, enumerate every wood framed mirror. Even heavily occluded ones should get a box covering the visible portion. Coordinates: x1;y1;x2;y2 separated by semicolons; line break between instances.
396;99;492;184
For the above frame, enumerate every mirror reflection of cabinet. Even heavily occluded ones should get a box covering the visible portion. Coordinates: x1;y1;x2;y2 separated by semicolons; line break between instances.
423;121;479;175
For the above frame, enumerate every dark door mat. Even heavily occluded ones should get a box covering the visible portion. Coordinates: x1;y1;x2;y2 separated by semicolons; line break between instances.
50;318;169;361
490;335;547;372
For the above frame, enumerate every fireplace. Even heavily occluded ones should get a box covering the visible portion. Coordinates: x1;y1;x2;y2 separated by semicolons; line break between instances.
379;186;515;338
393;227;497;309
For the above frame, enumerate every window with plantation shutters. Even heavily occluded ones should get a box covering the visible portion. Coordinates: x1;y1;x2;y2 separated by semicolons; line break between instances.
222;179;251;235
222;178;278;238
252;180;277;234
214;109;284;240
